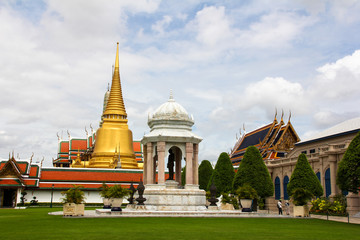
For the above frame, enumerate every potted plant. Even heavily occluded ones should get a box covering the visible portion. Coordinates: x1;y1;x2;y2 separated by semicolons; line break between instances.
235;184;258;212
291;188;313;217
99;183;111;209
61;185;86;216
108;185;129;211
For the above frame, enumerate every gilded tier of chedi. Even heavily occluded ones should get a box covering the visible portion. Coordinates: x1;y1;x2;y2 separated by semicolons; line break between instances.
72;43;139;169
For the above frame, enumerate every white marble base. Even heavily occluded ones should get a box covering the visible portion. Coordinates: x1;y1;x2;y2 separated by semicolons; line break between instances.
144;182;206;211
208;206;219;211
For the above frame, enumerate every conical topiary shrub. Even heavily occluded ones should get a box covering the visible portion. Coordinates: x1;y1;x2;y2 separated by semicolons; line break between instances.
287;153;323;198
232;146;273;199
337;131;360;193
198;160;213;191
207;152;235;196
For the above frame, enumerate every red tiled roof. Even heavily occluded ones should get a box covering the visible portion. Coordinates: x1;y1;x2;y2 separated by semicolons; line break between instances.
60;141;69;153
0;179;22;186
38;182;138;190
133;141;142;152
16;162;28;174
29;166;40;178
70;139;87;151
40;169;143;182
23;179;38;187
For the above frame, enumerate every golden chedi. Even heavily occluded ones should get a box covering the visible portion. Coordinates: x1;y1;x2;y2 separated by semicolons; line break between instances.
88;42;138;169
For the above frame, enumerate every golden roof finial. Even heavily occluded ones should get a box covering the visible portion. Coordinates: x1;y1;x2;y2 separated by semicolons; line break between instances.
288;110;292;123
103;42;127;117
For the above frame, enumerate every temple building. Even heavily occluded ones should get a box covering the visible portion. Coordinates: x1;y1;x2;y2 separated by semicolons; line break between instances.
230;115;360;215
53;134;143;168
230;112;300;165
0;43;145;207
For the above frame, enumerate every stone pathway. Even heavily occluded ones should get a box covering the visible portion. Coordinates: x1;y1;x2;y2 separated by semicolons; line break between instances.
310;214;360;224
48;210;360;224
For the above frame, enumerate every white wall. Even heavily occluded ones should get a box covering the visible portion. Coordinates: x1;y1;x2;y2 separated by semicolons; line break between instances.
22;190;104;204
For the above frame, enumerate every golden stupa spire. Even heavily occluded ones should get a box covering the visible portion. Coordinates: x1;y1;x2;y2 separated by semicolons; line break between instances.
103;42;127;117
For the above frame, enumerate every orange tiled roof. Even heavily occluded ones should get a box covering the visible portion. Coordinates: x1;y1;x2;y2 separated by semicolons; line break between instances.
60;141;69;153
0;179;23;186
38;182;137;189
70;139;87;151
40;169;143;183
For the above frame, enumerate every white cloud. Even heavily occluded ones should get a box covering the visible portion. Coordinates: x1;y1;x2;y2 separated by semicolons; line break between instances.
152;15;172;35
189;6;234;47
310;50;360;101
0;1;360;165
329;0;360;23
238;11;314;49
237;77;310;115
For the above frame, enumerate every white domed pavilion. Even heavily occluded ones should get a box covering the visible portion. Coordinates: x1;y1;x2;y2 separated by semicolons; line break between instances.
141;91;205;211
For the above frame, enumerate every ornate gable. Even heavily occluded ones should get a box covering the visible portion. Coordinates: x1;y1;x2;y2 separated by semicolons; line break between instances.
274;122;300;152
0;158;25;186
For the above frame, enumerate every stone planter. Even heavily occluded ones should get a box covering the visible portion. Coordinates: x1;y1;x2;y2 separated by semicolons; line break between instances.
293;205;309;217
220;203;235;210
63;203;85;216
111;198;123;211
103;198;111;209
240;199;253;212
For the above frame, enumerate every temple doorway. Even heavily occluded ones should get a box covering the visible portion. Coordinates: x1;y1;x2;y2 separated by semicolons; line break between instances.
1;189;16;208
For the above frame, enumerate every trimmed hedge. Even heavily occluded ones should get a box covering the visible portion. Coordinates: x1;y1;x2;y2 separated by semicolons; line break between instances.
198;160;213;191
207;152;235;196
287;153;323;197
337;131;360;193
232;146;273;198
181;166;186;186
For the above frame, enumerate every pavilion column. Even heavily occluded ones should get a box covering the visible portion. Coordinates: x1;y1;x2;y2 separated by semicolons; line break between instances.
157;141;166;185
186;142;194;185
146;142;153;184
143;144;147;185
175;149;181;183
193;144;199;185
153;154;157;183
329;155;337;197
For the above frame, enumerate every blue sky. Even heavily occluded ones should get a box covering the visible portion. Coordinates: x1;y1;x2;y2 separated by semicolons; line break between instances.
0;0;360;166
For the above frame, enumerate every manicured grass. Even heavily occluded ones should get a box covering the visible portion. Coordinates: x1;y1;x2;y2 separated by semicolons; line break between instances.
0;208;359;240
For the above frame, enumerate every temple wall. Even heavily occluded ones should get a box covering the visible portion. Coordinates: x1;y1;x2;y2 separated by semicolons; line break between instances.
22;190;105;204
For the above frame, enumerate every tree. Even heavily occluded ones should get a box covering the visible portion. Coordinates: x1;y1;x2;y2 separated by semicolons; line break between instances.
198;160;213;190
232;146;274;199
337;131;360;193
287;153;323;197
207;152;235;195
181;166;186;186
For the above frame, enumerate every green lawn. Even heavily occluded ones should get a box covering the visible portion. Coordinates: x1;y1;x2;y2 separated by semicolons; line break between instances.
0;208;359;240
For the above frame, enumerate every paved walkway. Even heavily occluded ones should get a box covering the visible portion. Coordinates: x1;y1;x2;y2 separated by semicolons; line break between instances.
48;209;359;223
310;214;360;224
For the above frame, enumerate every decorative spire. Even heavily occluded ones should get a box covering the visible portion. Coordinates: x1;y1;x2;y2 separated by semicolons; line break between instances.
103;42;127;117
169;89;175;102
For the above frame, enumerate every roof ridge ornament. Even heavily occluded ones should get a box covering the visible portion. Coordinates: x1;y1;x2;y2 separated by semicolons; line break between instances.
288;110;292;123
